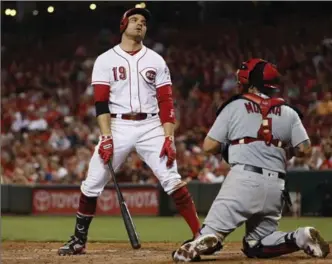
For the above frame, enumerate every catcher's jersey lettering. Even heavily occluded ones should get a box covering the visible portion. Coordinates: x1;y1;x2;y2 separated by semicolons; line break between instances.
208;97;309;173
245;102;281;116
91;45;172;114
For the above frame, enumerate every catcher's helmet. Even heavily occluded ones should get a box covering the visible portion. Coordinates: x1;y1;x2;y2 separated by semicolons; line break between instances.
237;58;281;92
120;8;151;34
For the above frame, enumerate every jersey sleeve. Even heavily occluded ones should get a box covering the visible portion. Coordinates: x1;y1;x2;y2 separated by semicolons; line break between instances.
91;56;111;86
290;110;309;147
207;105;230;143
155;59;172;88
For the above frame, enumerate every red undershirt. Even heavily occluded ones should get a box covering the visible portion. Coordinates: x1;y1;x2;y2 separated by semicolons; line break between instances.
126;49;141;56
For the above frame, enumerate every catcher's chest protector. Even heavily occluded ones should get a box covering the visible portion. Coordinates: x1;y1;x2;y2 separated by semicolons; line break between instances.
241;93;285;146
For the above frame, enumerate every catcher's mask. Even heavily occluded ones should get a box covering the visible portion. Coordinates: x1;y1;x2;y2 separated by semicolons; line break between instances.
120;8;151;34
237;58;281;94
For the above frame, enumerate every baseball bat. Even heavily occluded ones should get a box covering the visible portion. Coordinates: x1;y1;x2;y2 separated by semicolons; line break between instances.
107;162;141;249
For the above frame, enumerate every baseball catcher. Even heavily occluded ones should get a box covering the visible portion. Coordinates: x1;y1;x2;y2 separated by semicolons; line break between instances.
172;58;330;262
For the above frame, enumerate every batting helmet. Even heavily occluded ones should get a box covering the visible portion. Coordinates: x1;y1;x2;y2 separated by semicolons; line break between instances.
120;8;151;34
237;58;281;92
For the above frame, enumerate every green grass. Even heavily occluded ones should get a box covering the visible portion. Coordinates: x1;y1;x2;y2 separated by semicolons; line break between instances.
1;216;332;242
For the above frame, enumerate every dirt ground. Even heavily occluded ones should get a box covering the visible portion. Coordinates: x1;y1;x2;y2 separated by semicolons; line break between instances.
2;241;332;264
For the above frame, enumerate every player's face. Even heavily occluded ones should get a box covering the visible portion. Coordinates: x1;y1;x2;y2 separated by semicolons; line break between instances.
125;14;147;42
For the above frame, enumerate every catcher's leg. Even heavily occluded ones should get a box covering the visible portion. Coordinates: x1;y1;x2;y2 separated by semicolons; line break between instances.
58;120;134;256
242;215;330;258
135;119;200;236
172;166;264;262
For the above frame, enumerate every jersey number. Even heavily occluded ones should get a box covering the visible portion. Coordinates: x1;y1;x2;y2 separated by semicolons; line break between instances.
257;117;273;144
112;66;127;81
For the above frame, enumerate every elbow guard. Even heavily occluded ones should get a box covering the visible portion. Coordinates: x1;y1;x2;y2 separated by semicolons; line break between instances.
95;101;110;117
157;85;176;124
94;84;110;117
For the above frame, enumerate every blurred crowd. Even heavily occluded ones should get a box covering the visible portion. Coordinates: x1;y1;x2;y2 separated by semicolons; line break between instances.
1;9;332;186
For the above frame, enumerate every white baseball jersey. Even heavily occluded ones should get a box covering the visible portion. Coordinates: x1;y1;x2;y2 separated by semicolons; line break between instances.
91;45;172;114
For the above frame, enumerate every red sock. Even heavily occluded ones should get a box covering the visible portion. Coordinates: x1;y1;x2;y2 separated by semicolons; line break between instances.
78;193;97;216
171;186;201;236
75;193;97;240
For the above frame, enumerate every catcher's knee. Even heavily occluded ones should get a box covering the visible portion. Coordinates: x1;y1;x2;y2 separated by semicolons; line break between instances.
241;235;299;259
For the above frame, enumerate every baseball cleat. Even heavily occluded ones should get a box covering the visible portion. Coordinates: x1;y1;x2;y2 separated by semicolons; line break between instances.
202;240;222;256
172;234;220;262
303;227;330;258
58;235;86;256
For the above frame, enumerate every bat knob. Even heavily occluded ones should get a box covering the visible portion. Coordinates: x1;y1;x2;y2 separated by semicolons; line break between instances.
133;244;141;250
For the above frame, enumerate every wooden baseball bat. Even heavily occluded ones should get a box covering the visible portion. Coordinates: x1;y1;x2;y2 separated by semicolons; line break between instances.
107;162;141;249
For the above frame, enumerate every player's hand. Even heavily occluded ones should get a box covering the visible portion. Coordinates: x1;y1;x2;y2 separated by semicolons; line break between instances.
160;136;176;168
285;146;295;160
98;135;113;164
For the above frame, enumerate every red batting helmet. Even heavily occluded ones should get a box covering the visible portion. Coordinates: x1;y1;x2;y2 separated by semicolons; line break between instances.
120;8;151;34
237;58;281;91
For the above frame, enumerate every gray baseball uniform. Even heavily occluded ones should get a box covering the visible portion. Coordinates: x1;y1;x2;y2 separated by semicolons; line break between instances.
201;96;309;248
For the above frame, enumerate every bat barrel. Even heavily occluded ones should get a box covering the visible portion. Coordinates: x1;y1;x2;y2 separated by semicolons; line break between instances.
108;162;141;250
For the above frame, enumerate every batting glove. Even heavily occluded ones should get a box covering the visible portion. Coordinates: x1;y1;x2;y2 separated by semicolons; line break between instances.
160;136;176;168
98;135;113;164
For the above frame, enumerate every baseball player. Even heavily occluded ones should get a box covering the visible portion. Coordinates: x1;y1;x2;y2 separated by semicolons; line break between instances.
172;59;330;262
58;7;200;255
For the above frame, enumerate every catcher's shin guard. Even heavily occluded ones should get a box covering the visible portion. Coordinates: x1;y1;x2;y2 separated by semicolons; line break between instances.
242;233;300;258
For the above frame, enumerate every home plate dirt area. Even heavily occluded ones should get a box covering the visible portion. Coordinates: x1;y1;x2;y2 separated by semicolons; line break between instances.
2;242;332;264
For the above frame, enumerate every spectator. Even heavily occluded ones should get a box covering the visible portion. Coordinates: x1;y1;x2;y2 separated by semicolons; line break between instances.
45;156;69;183
48;127;71;151
28;111;48;131
315;92;332;116
1;6;332;186
319;139;332;170
11;112;30;133
287;157;311;171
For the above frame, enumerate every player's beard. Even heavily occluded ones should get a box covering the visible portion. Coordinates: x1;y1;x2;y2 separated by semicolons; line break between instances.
131;27;145;42
124;31;144;43
133;31;145;43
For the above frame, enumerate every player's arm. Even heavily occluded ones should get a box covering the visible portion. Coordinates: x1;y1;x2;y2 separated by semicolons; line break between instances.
91;56;113;164
156;60;176;168
203;137;221;154
94;85;112;135
290;109;312;159
157;84;176;168
157;84;176;136
203;106;229;155
92;56;112;135
293;139;312;158
156;61;175;136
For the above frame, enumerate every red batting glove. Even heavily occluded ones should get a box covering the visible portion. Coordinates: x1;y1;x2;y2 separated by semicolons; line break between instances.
98;135;113;164
160;136;176;168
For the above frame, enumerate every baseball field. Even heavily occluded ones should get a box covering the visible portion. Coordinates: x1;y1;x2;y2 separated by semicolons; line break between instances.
2;216;332;264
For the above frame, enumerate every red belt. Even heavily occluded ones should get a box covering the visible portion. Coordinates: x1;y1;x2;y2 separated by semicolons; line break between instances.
231;137;286;148
111;113;157;121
